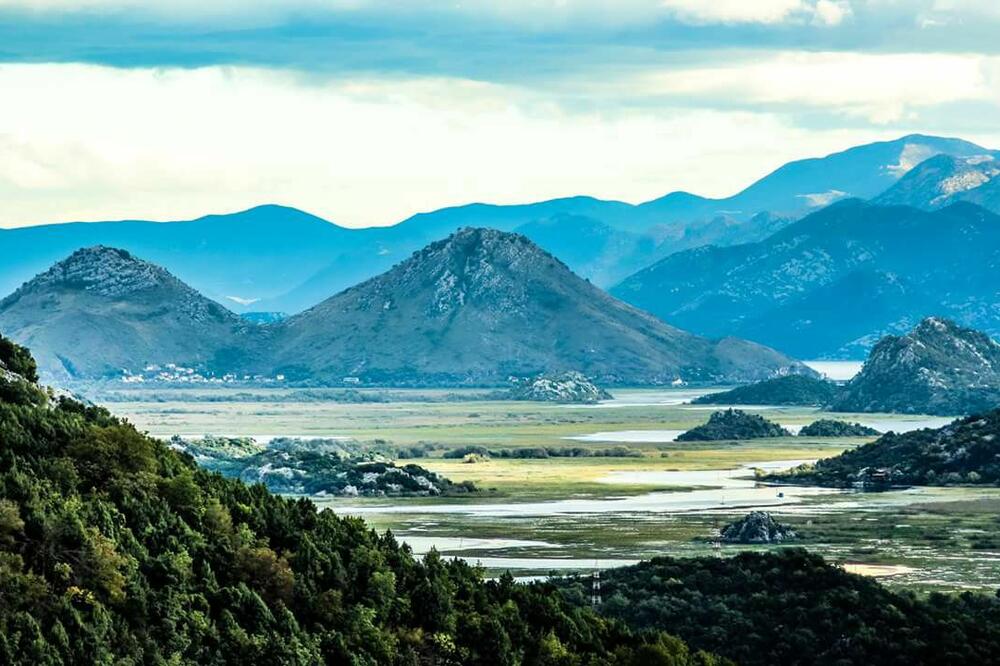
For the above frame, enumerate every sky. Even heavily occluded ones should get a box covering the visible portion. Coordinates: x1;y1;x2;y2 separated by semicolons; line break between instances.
1;0;999;228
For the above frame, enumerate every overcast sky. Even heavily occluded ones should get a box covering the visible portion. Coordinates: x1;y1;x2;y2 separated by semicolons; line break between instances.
2;0;999;228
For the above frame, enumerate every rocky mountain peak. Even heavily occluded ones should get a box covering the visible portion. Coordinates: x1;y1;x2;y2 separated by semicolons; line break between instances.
17;245;176;299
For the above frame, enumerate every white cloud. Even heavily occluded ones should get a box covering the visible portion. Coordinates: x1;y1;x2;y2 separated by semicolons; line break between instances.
812;0;852;25
639;52;1000;123
0;63;894;228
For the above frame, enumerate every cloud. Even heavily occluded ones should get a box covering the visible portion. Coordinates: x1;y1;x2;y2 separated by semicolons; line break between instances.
638;51;1000;123
0;63;898;228
812;0;852;26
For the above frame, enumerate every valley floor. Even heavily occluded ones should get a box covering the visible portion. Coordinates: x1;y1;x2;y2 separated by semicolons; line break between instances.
103;386;1000;592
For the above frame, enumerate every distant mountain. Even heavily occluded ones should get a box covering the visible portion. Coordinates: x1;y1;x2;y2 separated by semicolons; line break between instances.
0;135;992;314
0;247;252;380
612;200;1000;359
831;317;1000;416
0;205;386;312
269;228;809;386
874;153;1000;212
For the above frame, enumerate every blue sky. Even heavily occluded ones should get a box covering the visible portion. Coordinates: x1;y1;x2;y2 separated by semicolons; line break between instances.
1;1;999;227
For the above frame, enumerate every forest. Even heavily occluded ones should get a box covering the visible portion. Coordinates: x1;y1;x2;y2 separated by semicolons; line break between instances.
0;336;719;665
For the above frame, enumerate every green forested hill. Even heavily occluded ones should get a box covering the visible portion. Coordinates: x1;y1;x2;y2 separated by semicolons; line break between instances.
558;550;1000;666
0;336;718;665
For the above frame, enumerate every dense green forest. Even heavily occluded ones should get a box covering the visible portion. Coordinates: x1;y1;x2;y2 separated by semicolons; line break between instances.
558;550;1000;666
771;410;1000;486
0;336;721;665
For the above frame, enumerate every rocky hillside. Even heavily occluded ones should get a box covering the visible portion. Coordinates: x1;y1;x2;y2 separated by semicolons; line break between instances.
270;228;809;386
504;371;612;404
175;436;476;497
771;409;1000;487
676;409;791;441
0;247;253;380
612;200;1000;359
692;375;838;406
832;317;1000;415
874;153;1000;213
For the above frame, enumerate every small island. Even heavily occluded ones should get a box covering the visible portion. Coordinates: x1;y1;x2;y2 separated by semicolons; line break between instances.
798;419;880;437
676;409;791;441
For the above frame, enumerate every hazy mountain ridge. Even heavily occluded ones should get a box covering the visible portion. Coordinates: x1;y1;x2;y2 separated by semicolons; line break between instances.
1;134;991;314
612;200;1000;358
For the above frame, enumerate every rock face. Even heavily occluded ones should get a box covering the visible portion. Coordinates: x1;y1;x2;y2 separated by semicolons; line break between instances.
505;371;612;404
720;512;797;543
0;247;252;380
692;375;839;407
832;317;1000;416
676;409;792;442
270;228;809;386
611;200;1000;359
799;420;880;437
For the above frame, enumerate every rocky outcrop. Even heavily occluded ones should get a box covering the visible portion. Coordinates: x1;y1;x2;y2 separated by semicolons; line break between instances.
832;317;1000;415
720;512;797;543
505;371;612;404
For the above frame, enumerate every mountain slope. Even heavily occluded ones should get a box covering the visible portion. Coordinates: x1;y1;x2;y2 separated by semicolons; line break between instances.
612;200;1000;358
270;228;808;386
637;134;991;226
874;153;1000;212
0;247;252;380
0;335;711;665
831;317;1000;415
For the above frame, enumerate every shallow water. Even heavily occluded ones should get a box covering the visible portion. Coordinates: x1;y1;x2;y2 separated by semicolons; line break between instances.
325;461;843;518
564;429;687;443
804;360;864;381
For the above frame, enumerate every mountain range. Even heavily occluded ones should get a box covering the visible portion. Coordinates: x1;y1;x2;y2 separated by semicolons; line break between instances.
0;230;807;385
1;134;992;315
612;200;1000;358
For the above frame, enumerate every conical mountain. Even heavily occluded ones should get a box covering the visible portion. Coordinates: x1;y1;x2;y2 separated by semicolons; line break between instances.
0;246;250;379
271;227;808;385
